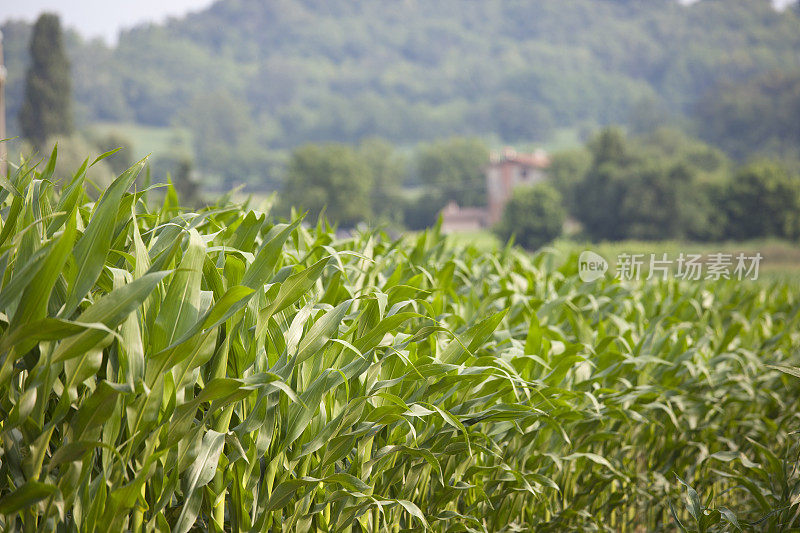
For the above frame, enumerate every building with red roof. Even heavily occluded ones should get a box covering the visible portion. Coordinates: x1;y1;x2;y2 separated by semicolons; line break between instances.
440;147;550;232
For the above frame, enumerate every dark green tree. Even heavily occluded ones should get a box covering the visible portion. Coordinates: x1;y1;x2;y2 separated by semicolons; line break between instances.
282;143;373;227
358;138;406;224
19;14;73;150
722;161;800;240
617;160;694;241
416;137;489;208
588;127;630;168
547;147;592;216
495;183;565;250
575;128;718;241
574;128;631;241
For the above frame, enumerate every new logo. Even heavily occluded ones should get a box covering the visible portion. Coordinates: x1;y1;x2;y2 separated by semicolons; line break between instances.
578;251;608;282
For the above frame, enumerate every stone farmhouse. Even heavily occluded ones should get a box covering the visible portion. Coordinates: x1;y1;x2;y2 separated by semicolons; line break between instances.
440;147;550;233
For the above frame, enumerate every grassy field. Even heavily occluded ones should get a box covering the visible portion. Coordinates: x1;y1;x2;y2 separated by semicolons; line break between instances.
2;153;800;531
540;127;584;152
554;238;800;273
446;229;800;277
89;121;194;161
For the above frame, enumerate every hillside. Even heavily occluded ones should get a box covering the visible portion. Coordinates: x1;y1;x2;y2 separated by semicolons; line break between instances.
3;0;800;150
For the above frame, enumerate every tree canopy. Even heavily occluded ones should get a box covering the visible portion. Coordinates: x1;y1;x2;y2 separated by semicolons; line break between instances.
19;13;72;150
555;127;799;242
695;70;800;165
417;138;489;209
281;143;373;227
494;183;565;250
4;0;800;153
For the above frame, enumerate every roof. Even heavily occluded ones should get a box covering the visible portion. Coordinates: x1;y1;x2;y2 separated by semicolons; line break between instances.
489;147;550;168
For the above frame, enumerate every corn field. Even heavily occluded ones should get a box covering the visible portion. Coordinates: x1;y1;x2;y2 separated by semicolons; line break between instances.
1;150;800;532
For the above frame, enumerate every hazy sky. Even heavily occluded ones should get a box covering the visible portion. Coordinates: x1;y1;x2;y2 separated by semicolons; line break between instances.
0;0;216;44
1;0;796;45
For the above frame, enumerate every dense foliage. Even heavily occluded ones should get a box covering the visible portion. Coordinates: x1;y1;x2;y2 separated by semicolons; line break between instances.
2;152;800;531
279;137;491;230
4;1;800;154
416;138;489;210
5;2;800;195
695;70;800;163
18;14;73;150
281;143;373;227
560;128;800;242
494;183;565;250
722;160;800;241
573;129;713;241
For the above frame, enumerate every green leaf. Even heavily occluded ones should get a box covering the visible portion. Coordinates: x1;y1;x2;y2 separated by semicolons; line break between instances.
440;309;507;364
52;270;168;363
0;482;58;515
70;381;124;439
241;218;302;289
173;430;226;533
63;158;146;315
767;364;800;380
153;229;205;351
297;299;352;363
10;207;76;329
398;499;429;529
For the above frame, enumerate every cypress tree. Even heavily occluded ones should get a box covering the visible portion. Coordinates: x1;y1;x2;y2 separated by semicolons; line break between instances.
19;13;72;150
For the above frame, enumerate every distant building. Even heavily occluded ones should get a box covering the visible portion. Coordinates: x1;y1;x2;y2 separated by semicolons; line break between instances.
440;147;550;232
486;147;549;225
440;201;489;233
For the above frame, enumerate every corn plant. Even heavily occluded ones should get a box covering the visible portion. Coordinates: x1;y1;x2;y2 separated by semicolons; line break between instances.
1;149;800;531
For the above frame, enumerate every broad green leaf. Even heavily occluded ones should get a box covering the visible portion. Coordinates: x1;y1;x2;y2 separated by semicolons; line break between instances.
11;207;76;329
63;158;146;315
0;482;58;515
173;430;226;533
53;271;168;363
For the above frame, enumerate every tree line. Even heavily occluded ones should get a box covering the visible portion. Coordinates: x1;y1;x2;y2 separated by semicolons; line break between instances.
507;127;800;249
278;137;488;230
3;0;800;183
278;125;800;249
8;10;800;249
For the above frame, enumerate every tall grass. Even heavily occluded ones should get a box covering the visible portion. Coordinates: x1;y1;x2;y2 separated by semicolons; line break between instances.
1;150;800;531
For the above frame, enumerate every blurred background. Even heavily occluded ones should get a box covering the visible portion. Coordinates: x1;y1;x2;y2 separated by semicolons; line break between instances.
2;0;800;255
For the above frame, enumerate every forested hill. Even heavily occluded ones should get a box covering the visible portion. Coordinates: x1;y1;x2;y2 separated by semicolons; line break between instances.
3;0;800;147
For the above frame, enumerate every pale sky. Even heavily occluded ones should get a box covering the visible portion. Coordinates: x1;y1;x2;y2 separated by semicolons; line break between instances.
0;0;217;44
0;0;796;45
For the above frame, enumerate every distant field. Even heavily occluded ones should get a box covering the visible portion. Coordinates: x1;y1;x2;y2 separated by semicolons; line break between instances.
88;121;193;161
445;229;800;277
444;229;503;250
554;238;800;276
541;127;584;152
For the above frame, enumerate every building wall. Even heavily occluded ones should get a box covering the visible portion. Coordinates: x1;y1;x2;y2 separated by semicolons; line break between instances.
486;162;548;225
486;164;506;225
440;201;489;234
441;217;485;233
443;152;549;232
